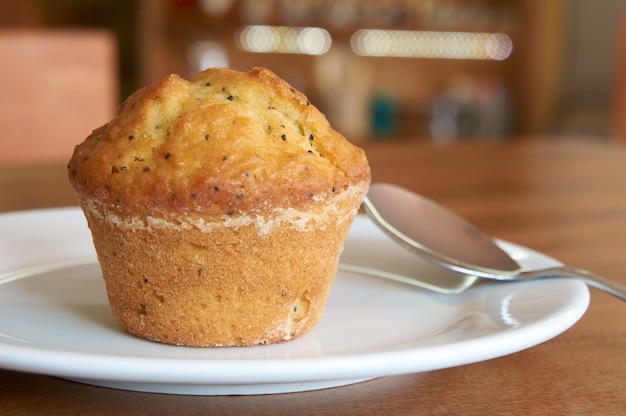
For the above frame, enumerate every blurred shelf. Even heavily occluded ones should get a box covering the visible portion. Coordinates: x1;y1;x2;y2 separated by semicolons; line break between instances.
138;0;566;141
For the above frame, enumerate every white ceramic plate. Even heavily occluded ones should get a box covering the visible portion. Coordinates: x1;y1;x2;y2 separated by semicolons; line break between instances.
0;208;589;395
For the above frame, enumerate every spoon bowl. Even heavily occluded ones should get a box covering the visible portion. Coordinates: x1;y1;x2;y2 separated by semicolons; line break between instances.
362;183;626;301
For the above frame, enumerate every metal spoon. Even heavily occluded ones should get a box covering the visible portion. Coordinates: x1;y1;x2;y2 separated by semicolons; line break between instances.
361;182;626;301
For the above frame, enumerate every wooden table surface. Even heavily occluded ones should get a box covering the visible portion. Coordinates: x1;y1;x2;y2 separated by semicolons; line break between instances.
1;137;626;415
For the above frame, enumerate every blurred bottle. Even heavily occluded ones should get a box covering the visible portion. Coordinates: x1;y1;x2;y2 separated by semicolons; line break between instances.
430;75;511;143
370;91;399;140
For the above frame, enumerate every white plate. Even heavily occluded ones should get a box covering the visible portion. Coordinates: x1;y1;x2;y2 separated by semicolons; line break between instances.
0;208;589;395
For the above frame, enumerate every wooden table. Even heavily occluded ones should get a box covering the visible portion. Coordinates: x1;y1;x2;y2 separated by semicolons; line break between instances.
2;137;626;415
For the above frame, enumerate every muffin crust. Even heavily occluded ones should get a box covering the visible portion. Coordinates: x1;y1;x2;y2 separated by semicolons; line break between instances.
68;67;370;219
68;67;370;346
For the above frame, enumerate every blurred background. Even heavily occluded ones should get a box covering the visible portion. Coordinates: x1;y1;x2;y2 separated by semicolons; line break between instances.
1;0;625;145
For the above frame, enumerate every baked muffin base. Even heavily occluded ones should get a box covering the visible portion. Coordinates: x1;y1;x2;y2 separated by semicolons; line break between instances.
80;186;364;347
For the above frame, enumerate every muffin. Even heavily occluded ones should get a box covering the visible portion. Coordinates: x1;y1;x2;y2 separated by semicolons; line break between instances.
67;67;370;347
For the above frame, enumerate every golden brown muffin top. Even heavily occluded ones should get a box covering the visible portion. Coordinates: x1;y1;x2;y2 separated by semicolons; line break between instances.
68;67;370;217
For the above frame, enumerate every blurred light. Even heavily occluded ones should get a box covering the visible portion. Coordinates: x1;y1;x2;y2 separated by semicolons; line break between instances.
188;41;229;72
236;25;332;55
199;0;234;17
351;29;513;60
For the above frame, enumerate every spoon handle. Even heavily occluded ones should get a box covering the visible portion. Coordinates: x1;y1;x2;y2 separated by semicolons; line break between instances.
549;266;626;301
